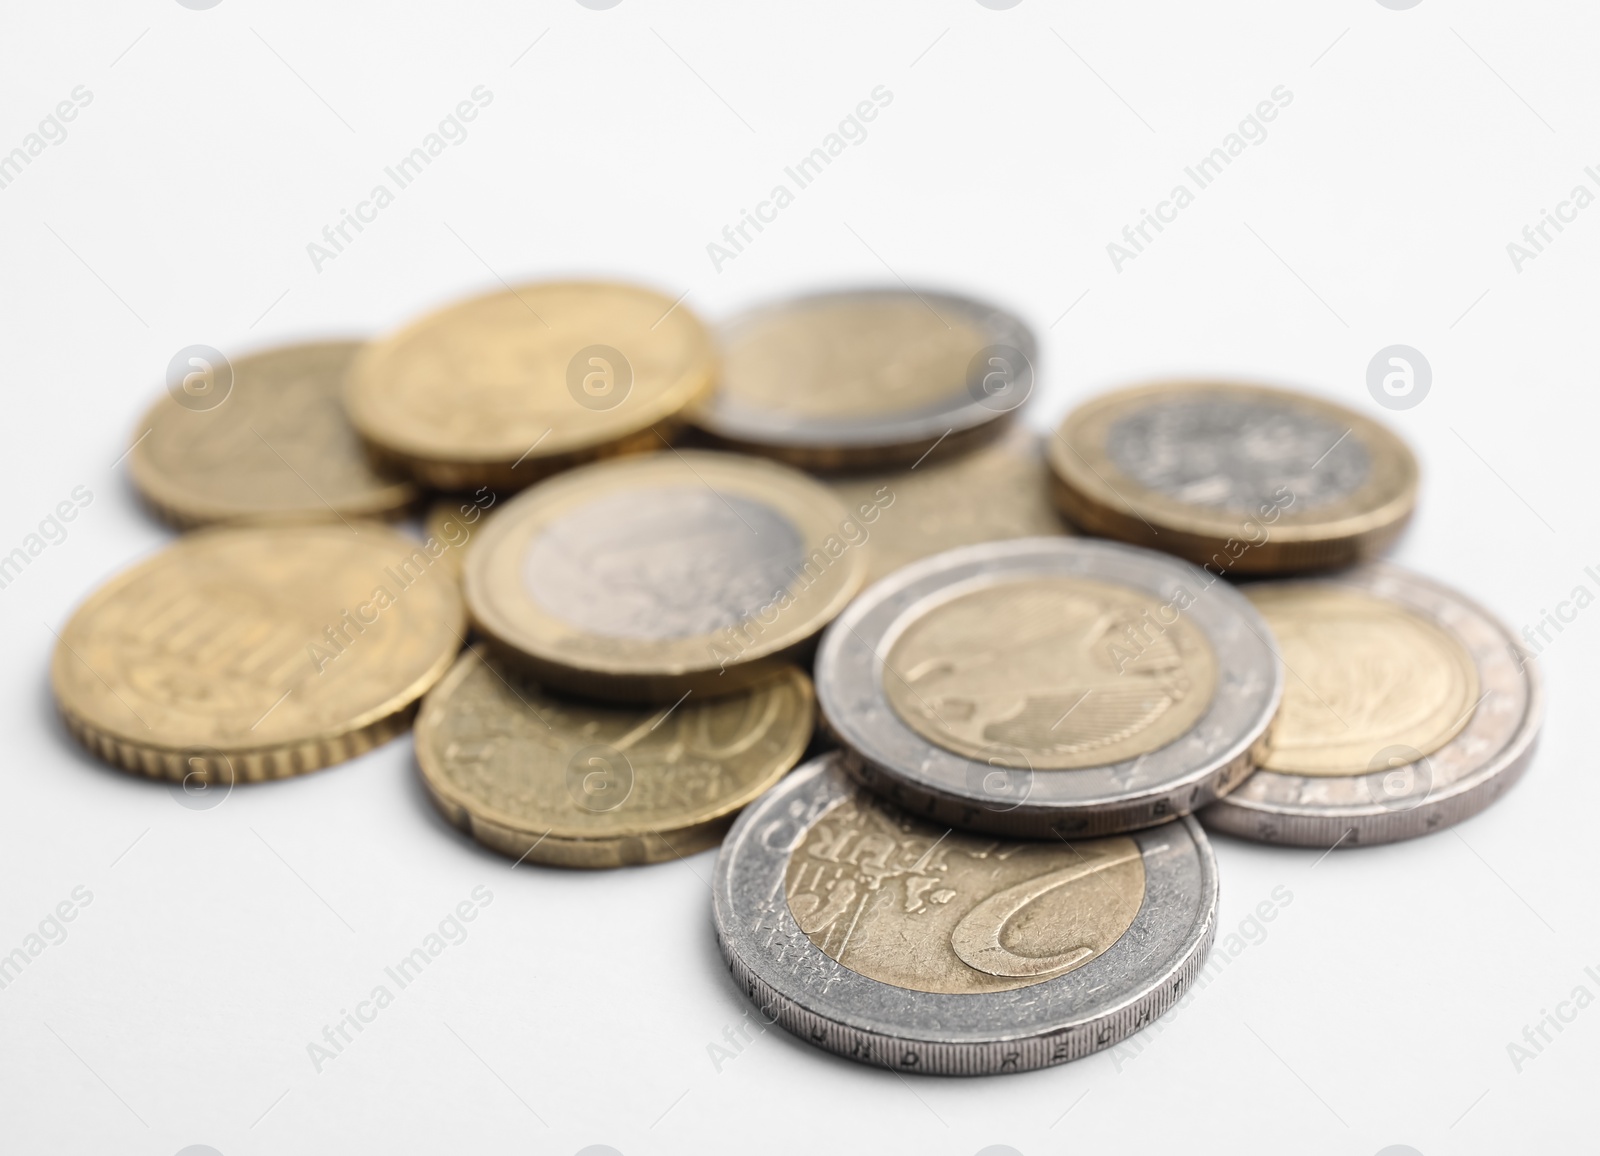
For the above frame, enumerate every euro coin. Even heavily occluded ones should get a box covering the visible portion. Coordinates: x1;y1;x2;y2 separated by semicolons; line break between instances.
1201;564;1541;847
815;537;1281;836
344;281;715;490
713;753;1218;1075
1047;381;1418;573
690;288;1036;470
824;423;1069;586
416;647;813;868
465;450;867;702
52;524;464;782
128;341;417;528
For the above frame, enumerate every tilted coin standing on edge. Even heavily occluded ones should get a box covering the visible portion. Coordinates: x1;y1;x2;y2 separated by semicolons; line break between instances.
464;450;868;703
416;647;813;868
344;281;716;491
1200;564;1542;848
713;754;1219;1075
52;524;464;782
1047;381;1419;574
815;537;1282;837
129;341;418;529
690;287;1037;470
824;423;1070;587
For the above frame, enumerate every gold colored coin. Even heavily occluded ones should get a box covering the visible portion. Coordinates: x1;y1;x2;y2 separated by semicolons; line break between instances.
1246;583;1479;775
416;647;813;868
344;281;715;490
52;524;464;782
883;575;1217;769
128;342;417;528
466;450;867;702
825;424;1069;585
1048;382;1418;573
786;789;1144;994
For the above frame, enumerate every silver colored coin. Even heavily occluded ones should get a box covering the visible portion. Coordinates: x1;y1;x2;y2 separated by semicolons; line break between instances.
690;288;1036;470
1201;565;1542;847
712;753;1220;1075
814;537;1282;837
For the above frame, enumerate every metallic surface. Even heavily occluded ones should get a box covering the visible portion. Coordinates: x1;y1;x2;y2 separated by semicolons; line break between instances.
51;524;464;781
1048;381;1418;573
713;754;1218;1075
1201;564;1542;847
815;538;1281;836
129;341;417;528
691;288;1036;470
417;647;813;868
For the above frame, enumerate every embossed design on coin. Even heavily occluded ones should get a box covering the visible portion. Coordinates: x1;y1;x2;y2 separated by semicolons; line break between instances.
416;648;812;868
522;488;805;640
344;281;714;490
1248;585;1478;775
131;342;416;528
466;451;866;701
52;524;464;782
884;576;1216;769
1105;398;1369;512
691;288;1036;469
1048;382;1419;573
786;790;1144;994
1201;564;1542;847
713;754;1219;1075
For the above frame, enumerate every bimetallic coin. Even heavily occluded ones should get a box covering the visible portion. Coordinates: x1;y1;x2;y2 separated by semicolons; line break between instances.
691;288;1036;470
1201;565;1541;847
344;281;715;490
1048;382;1418;573
713;754;1219;1075
825;424;1070;586
815;538;1281;837
416;647;813;868
52;524;464;782
128;342;417;528
465;450;867;702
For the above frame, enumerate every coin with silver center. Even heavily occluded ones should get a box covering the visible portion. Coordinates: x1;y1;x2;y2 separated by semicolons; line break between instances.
712;753;1219;1075
815;537;1282;837
690;288;1037;470
1201;564;1541;847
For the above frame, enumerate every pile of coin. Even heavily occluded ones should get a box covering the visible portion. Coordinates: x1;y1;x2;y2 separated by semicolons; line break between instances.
53;280;1542;1078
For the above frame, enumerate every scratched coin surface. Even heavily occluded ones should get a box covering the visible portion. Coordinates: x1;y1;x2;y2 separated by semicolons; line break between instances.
1047;382;1418;573
128;341;417;528
416;647;812;868
51;524;464;782
690;288;1037;470
815;538;1281;837
1202;565;1541;847
713;753;1218;1075
825;424;1069;585
344;281;715;490
465;450;867;702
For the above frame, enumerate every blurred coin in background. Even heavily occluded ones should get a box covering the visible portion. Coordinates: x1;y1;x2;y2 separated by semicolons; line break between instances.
129;341;417;528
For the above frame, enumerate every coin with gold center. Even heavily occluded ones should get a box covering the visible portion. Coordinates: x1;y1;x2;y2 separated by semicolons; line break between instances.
1202;565;1542;847
690;288;1036;470
1047;381;1418;573
128;341;417;528
713;753;1219;1074
416;646;813;868
815;537;1281;836
465;450;867;702
344;281;715;490
52;523;464;782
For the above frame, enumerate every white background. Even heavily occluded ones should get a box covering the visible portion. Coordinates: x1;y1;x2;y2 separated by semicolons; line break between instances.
0;1;1592;1153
